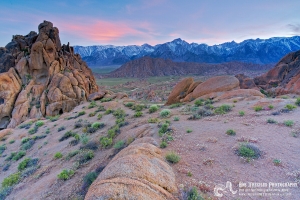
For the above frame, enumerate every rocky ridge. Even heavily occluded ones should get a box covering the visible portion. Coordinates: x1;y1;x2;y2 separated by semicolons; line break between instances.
107;56;273;78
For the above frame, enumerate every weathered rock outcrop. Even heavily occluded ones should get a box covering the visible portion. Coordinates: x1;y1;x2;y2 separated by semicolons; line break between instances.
166;75;265;103
235;74;259;90
85;142;177;200
254;50;300;95
165;77;195;105
0;21;98;128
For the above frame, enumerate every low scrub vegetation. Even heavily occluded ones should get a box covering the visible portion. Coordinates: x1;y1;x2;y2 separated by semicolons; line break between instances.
160;109;171;118
226;129;236;136
149;104;159;113
236;143;261;159
57;169;75;180
165;151;180;163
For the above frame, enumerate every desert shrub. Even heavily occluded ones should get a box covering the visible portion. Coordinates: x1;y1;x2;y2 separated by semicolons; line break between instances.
54;152;63;159
96;105;106;112
18;157;38;171
21;139;35;150
0;186;13;199
273;159;281;166
104;109;113;115
113;109;126;119
284;120;294;127
197;108;213;117
125;102;134;107
158;123;169;136
77;150;94;164
12;151;26;161
20;165;39;178
78;111;86;116
85;127;95;134
57;169;74;180
81;171;100;195
160;141;168;148
226;129;236;136
28;126;38;134
254;106;263;112
69;139;79;146
59;131;76;142
160;109;171;118
65;150;80;161
46;115;60;122
0;144;6;155
204;99;213;105
239;111;245;116
134;111;143;118
19;121;33;129
97;114;103;120
237;143;261;159
187;114;201;120
2;172;21;187
214;104;232;115
74;119;83;129
132;104;145;111
58;126;65;132
2;163;10;171
114;140;125;150
80;141;99;150
148;118;159;123
267;118;277;124
88;101;97;109
170;103;182;108
173;116;180;121
186;129;192;133
268;105;274;109
91;122;103;130
166;152;180;163
35;121;44;127
285;104;297;110
107;125;120;138
100;98;112;102
100;137;112;148
80;134;89;145
88;112;96;117
149;104;159;113
186;187;203;200
194;99;204;107
295;98;300;106
45;128;50;134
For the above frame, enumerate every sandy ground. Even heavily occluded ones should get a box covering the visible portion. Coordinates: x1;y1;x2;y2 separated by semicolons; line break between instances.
0;97;300;200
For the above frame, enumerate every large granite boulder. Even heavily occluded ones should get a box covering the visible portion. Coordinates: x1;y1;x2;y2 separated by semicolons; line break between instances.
85;142;177;200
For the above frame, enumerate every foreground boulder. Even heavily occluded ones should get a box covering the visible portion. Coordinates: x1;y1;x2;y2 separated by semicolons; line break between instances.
85;142;177;200
0;21;98;128
254;50;300;95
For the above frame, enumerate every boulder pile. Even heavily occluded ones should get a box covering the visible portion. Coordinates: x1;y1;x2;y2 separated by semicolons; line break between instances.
0;21;98;129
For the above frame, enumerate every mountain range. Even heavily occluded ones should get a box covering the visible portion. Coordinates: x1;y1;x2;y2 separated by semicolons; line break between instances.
74;36;300;66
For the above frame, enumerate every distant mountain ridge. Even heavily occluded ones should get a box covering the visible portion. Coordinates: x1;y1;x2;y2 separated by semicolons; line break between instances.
74;36;300;66
106;56;273;78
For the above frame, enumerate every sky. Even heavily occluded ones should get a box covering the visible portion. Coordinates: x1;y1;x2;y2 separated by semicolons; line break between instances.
0;0;300;47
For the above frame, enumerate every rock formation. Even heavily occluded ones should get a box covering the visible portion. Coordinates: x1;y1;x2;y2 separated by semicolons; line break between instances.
166;76;264;104
254;50;300;95
235;74;259;90
85;141;177;200
0;21;98;129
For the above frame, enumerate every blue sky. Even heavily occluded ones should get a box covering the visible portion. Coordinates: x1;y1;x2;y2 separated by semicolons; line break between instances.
0;0;300;46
